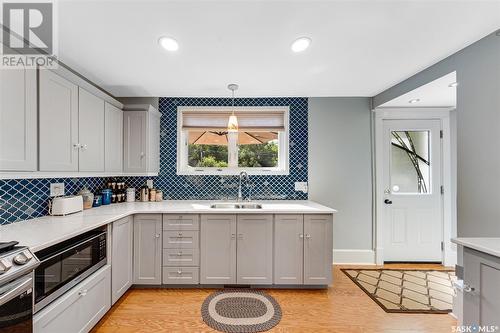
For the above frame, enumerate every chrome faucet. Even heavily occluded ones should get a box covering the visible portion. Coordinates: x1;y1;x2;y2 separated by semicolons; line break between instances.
238;171;250;202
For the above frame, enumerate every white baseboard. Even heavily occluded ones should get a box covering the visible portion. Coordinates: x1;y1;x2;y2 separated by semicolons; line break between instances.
333;249;376;265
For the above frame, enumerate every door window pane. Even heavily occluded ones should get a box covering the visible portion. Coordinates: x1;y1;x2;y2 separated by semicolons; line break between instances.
390;130;430;194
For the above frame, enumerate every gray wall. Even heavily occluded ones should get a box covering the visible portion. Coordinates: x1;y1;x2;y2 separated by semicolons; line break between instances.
308;97;373;249
374;30;500;237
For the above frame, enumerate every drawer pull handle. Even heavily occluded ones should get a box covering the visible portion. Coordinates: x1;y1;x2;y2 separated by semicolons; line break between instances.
79;289;88;296
177;252;182;256
178;233;183;237
177;270;182;274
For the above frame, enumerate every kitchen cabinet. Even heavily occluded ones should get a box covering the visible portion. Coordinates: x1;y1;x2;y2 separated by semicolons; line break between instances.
463;247;500;327
274;215;304;285
33;265;111;333
237;215;273;284
39;69;79;171
304;215;333;285
0;67;37;171
133;214;162;284
78;88;105;172
105;102;123;172
123;105;161;174
200;214;237;284
111;216;133;304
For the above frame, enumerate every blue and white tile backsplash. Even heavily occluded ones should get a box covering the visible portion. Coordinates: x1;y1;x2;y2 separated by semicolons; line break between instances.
0;97;308;225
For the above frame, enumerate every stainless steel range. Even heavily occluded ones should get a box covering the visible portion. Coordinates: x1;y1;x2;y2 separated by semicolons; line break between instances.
0;241;40;333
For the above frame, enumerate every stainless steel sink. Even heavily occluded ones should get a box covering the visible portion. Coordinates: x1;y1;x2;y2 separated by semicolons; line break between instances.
210;203;262;209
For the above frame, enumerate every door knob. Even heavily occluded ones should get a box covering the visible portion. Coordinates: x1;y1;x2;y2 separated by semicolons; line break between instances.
384;199;393;204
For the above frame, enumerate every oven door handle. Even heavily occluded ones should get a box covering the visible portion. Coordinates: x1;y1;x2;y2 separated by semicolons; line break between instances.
0;275;32;306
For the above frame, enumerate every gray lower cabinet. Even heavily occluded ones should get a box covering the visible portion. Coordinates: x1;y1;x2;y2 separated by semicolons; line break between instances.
200;215;237;284
33;265;111;333
237;215;273;284
133;214;162;284
463;247;500;327
304;215;333;285
274;215;304;285
111;216;133;304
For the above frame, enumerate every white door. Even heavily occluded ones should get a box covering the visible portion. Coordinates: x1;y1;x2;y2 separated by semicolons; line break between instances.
79;88;105;172
39;70;79;171
382;119;442;262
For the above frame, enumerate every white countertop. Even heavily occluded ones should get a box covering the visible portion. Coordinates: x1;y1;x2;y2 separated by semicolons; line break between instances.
452;237;500;258
0;200;336;252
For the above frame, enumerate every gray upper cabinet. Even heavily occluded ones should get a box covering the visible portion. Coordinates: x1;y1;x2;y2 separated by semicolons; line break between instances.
111;216;133;304
0;67;37;171
463;248;500;327
78;88;105;172
200;214;237;284
39;69;79;171
104;102;123;172
274;215;304;285
304;215;333;285
237;215;273;285
133;214;162;284
123;107;161;174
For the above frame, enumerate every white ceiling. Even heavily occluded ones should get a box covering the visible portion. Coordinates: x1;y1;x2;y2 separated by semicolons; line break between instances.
57;0;500;98
380;71;457;108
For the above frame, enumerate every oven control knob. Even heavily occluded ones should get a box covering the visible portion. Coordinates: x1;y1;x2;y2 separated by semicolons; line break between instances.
0;258;13;274
13;251;32;265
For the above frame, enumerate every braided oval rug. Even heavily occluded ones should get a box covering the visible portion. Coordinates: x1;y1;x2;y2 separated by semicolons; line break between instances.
201;289;282;333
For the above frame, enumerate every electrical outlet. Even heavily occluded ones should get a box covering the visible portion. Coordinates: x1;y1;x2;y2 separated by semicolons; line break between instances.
146;179;154;189
50;183;65;197
294;182;308;193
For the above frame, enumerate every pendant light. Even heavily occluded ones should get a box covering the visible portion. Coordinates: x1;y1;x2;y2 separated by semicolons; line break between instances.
227;83;239;132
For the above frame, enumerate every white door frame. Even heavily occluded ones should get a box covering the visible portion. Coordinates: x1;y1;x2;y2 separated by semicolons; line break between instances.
374;107;456;267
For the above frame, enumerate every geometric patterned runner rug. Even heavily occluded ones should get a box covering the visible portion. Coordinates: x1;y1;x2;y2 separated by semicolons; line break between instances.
341;269;456;314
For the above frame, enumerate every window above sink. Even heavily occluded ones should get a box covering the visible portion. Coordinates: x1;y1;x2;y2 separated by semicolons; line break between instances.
176;106;290;175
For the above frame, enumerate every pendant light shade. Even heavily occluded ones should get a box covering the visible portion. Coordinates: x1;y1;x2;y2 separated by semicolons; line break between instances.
227;83;239;132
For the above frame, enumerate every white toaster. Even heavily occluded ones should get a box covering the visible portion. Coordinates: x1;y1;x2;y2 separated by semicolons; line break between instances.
50;195;84;216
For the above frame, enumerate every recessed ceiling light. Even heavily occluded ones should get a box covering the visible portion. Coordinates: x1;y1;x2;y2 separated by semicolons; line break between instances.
448;82;458;87
158;36;179;52
291;37;311;53
408;98;420;104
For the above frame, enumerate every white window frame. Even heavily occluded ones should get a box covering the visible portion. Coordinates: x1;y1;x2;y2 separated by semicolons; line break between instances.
176;106;290;175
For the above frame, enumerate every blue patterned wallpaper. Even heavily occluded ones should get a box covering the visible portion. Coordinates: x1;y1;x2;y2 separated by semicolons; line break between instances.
0;97;308;225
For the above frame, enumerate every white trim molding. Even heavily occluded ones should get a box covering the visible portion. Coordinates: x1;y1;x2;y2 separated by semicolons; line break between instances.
373;107;457;267
333;249;376;265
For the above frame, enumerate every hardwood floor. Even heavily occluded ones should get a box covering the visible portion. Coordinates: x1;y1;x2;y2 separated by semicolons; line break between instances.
92;264;457;333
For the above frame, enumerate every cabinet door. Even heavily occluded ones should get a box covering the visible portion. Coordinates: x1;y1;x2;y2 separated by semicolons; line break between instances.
112;216;133;304
148;112;160;173
304;215;333;285
237;215;273;285
463;248;500;327
0;67;37;171
39;70;79;171
104;102;123;172
133;214;162;284
274;215;303;285
33;265;111;333
79;88;105;172
200;215;236;284
123;111;147;173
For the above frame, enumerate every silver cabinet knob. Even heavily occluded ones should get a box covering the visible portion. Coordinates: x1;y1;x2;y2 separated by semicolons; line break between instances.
79;289;88;296
178;232;183;237
305;234;311;239
231;233;236;239
81;144;88;151
299;234;304;239
177;270;182;274
177;252;182;256
155;233;160;238
73;143;81;149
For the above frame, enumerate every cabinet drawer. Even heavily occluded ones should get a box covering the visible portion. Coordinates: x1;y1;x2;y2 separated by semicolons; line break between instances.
162;267;199;284
34;265;111;333
163;230;199;249
163;249;199;266
163;214;199;231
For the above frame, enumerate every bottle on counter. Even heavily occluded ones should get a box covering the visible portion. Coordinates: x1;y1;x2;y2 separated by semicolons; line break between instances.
140;185;149;202
155;190;163;202
149;188;157;202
